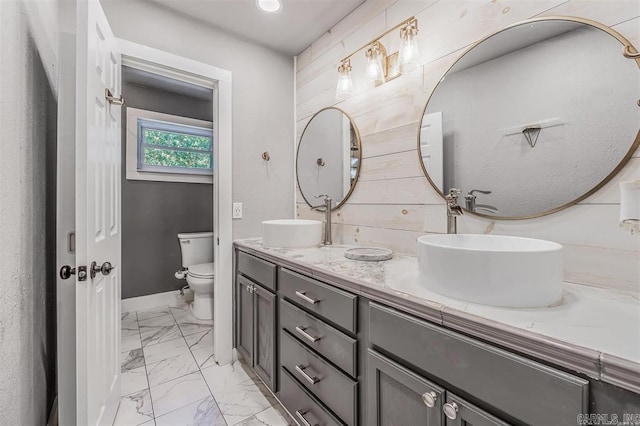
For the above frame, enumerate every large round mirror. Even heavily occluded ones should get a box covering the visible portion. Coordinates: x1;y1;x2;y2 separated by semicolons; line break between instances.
297;107;361;210
418;17;640;219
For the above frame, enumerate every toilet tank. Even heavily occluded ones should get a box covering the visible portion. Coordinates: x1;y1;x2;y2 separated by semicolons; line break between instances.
177;232;213;268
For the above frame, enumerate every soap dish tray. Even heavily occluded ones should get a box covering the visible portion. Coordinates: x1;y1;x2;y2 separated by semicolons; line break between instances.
344;247;393;261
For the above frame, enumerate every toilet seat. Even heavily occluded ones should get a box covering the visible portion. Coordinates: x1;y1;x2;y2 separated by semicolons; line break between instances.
187;262;215;279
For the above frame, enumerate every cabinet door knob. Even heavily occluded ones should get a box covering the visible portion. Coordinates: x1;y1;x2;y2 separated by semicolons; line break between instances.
422;391;437;408
443;402;459;420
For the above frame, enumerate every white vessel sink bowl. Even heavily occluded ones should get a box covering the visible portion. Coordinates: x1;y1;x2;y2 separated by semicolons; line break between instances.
262;219;323;249
417;234;563;308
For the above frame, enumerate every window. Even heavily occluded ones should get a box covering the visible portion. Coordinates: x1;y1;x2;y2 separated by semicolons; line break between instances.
137;119;213;175
126;108;214;184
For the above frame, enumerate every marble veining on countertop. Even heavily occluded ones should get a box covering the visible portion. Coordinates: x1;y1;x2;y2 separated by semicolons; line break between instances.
235;238;640;393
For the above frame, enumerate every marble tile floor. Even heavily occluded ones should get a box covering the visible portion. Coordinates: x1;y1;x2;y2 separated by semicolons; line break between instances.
116;305;291;426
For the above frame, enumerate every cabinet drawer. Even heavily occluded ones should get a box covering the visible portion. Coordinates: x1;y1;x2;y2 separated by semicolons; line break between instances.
280;368;344;426
369;303;588;426
237;251;276;291
279;268;357;334
281;330;357;426
281;299;357;378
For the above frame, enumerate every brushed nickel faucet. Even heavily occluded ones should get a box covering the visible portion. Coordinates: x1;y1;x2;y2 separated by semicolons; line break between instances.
312;194;332;245
445;188;463;234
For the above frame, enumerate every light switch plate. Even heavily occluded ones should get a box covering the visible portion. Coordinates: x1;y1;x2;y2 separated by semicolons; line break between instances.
232;202;243;219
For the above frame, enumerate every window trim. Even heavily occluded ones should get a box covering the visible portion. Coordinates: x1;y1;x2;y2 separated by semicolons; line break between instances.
126;107;214;184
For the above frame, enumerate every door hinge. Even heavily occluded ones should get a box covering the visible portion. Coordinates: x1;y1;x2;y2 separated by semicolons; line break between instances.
217;237;220;246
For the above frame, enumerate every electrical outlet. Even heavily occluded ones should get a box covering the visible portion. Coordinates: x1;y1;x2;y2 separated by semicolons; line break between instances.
232;202;243;219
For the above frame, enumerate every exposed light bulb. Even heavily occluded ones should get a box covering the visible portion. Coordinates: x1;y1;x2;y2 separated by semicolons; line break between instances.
399;21;420;73
365;45;385;87
335;61;354;100
256;0;281;13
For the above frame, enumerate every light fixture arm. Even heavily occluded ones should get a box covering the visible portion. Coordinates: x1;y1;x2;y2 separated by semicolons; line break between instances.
338;16;417;65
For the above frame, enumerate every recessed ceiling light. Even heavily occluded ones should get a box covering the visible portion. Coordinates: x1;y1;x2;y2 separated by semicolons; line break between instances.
256;0;281;13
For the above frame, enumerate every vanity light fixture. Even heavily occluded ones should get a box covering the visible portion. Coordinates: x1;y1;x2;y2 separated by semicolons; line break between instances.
335;59;354;100
334;16;420;99
365;42;386;87
256;0;281;13
399;19;420;73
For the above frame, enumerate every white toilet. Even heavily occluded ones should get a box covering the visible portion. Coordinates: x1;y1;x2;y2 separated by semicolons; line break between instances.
177;231;214;320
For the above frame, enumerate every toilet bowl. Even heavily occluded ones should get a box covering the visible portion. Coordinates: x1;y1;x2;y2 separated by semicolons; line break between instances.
186;262;215;320
177;232;214;320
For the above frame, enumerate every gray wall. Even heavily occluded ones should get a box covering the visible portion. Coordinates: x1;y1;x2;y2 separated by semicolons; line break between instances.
102;0;295;241
0;0;58;422
121;76;213;299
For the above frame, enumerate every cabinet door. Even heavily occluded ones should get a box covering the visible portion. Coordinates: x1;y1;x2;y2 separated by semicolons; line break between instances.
443;394;509;426
367;349;445;426
236;275;254;363
254;284;277;392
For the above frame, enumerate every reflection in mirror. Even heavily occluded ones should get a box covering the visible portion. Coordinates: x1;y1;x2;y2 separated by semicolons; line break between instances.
419;18;640;219
297;107;361;210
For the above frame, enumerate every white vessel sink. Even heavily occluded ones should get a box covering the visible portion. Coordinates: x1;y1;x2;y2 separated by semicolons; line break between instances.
417;234;563;308
262;219;323;249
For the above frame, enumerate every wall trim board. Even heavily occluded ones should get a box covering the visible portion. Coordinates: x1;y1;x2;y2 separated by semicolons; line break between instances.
122;290;186;313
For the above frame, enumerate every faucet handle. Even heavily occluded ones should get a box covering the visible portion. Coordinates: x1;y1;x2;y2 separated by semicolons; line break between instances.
469;189;492;196
445;188;461;200
314;194;330;200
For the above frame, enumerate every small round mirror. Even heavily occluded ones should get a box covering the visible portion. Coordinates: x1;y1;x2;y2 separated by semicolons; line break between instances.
418;17;640;219
297;107;362;210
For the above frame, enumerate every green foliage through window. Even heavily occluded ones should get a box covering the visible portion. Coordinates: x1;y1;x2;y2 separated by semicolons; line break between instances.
138;118;213;174
144;148;211;169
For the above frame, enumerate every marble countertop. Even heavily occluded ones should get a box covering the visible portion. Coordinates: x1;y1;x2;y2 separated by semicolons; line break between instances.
234;239;640;394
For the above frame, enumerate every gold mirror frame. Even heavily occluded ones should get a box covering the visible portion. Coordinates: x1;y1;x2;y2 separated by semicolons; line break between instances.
297;106;362;211
417;16;640;220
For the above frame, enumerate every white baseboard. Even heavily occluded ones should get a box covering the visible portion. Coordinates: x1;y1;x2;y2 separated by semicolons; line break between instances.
122;289;191;313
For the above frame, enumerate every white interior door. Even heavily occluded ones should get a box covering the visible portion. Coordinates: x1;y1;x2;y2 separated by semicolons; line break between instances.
420;111;444;192
58;0;122;424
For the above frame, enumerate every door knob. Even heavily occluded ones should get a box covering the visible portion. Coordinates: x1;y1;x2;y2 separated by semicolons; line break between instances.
60;265;88;281
60;265;75;280
90;261;113;279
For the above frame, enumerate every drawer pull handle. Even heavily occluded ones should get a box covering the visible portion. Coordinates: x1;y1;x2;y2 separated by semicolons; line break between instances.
295;364;320;385
422;391;437;408
295;291;319;305
295;410;316;426
295;326;320;343
443;402;458;420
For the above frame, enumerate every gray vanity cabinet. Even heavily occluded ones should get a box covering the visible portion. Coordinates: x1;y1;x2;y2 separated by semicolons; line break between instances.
367;349;445;426
235;252;278;392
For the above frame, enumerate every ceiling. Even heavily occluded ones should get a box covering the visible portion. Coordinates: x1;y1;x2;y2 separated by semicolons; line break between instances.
144;0;366;56
123;66;213;100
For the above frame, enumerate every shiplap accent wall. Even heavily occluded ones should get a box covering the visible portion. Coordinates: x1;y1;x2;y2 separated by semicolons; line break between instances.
295;0;640;294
